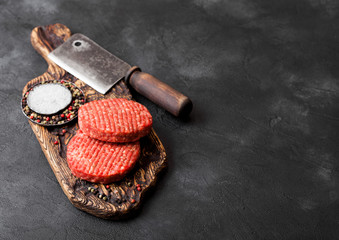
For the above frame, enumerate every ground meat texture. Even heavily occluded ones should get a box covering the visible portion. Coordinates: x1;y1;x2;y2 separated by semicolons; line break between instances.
78;98;153;142
67;130;140;183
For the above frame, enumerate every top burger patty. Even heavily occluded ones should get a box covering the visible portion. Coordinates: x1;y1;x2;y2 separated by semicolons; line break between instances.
78;98;153;142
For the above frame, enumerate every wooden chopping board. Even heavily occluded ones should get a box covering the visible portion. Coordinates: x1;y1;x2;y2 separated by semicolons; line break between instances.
22;23;167;219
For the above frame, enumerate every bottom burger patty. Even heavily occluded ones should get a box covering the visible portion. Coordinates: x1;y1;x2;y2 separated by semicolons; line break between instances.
67;130;140;183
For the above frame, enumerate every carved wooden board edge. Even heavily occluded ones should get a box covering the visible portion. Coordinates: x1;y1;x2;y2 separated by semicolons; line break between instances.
23;23;167;219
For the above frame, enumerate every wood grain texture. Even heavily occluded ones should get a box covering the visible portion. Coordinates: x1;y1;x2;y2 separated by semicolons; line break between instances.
23;23;167;219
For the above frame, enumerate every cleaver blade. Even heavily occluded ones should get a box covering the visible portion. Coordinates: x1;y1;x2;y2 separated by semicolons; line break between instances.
48;33;131;94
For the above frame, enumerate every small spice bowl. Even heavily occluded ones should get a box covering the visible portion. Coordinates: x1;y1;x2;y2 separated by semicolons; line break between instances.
21;79;85;126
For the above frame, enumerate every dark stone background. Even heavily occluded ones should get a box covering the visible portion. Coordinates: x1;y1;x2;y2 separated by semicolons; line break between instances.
1;0;339;239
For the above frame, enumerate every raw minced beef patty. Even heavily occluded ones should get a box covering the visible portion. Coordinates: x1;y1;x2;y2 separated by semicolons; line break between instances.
78;98;152;142
67;130;140;183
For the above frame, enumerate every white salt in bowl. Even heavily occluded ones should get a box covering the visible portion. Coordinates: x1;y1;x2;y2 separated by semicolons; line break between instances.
27;83;72;115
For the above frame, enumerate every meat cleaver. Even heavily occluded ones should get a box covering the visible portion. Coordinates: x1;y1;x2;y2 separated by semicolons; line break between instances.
48;33;192;117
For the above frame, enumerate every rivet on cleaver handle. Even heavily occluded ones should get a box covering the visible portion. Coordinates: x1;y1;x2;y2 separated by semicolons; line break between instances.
48;33;193;117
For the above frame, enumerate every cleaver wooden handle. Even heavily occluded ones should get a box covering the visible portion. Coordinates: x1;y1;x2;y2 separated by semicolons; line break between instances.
125;66;193;117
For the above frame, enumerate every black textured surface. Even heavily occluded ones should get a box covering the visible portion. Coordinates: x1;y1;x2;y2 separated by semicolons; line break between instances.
1;0;339;239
